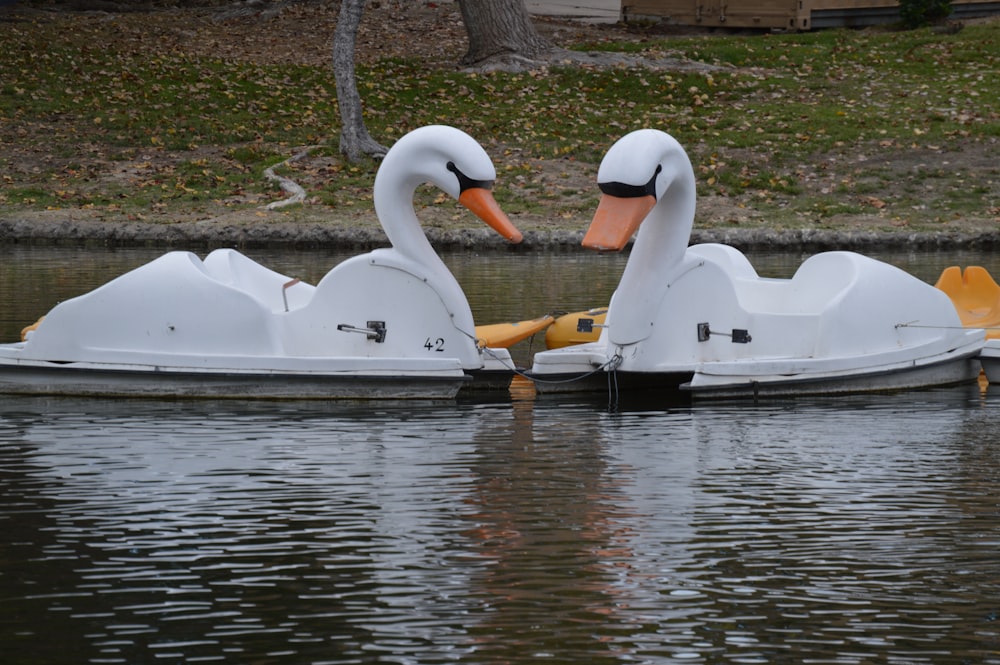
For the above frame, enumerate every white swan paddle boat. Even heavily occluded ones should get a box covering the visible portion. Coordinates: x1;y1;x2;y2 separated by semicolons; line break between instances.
527;129;985;398
0;125;524;400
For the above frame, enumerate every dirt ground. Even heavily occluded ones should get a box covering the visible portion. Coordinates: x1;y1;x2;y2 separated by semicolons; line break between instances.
0;1;663;247
2;1;997;249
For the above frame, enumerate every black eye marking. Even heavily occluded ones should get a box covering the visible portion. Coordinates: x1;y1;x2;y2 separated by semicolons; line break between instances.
598;164;662;199
447;161;494;192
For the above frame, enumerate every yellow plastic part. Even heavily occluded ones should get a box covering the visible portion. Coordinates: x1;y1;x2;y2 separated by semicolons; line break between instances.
544;308;607;349
935;266;1000;339
474;315;555;349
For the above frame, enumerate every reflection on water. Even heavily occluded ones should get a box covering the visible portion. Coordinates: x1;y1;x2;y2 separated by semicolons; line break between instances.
3;246;1000;663
3;387;1000;664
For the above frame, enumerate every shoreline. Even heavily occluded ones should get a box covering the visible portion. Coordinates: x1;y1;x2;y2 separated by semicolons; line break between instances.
3;218;999;252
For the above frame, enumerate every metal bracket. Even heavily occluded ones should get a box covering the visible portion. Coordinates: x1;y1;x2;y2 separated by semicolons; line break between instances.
337;320;387;343
697;322;751;344
576;318;600;333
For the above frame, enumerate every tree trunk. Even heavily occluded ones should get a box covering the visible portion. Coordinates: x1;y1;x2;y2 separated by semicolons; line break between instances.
333;0;388;162
457;0;553;68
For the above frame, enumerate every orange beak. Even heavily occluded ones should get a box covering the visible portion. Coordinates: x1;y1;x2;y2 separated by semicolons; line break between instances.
582;193;656;251
459;187;523;244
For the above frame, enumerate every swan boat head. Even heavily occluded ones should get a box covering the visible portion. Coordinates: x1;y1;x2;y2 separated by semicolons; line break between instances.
374;125;522;261
583;129;696;258
582;129;698;346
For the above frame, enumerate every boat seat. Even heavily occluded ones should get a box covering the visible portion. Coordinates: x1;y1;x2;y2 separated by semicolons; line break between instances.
203;249;315;313
729;252;859;316
935;265;1000;339
690;245;860;316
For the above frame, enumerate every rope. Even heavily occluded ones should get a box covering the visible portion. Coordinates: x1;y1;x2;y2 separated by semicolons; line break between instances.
479;344;621;385
606;352;622;411
895;322;1000;332
464;327;625;409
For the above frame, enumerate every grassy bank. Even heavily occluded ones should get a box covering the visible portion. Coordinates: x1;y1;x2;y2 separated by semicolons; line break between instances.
1;5;997;238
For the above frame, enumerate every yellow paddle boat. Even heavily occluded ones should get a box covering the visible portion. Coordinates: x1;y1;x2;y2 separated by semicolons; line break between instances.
935;266;1000;338
474;315;556;349
935;265;1000;383
475;308;606;351
543;308;606;349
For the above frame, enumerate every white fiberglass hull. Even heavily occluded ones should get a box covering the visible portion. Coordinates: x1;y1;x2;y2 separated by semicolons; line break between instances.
0;352;470;400
979;340;1000;384
529;336;984;399
683;349;982;398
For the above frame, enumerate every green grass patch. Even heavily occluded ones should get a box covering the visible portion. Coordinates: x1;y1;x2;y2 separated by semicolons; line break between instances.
1;12;996;229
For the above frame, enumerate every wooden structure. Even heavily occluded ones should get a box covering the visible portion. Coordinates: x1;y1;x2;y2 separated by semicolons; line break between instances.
622;0;1000;30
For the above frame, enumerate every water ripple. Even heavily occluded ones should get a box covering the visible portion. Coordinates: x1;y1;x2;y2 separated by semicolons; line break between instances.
3;388;1000;664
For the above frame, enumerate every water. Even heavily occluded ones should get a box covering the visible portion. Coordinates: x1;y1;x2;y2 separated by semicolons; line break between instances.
2;245;1000;664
